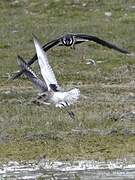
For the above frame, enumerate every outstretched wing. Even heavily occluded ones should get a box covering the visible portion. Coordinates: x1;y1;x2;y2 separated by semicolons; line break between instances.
17;55;47;92
74;34;130;54
33;35;59;91
11;32;130;80
28;38;61;67
11;38;61;80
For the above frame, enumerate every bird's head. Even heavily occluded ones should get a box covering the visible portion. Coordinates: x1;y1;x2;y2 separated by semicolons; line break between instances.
62;34;74;46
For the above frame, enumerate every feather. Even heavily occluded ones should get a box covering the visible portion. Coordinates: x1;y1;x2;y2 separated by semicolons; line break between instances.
17;55;47;92
33;36;59;91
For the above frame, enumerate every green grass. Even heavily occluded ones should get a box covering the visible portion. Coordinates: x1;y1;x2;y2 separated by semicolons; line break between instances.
0;0;135;162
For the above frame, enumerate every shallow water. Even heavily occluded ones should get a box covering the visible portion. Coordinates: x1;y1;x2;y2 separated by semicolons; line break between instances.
0;160;135;180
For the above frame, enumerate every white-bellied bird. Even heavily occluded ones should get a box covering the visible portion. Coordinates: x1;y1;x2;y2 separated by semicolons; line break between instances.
17;36;80;119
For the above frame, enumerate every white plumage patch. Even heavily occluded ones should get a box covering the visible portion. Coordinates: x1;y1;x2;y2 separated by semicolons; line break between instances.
33;37;58;90
52;88;80;107
64;88;80;105
32;36;80;109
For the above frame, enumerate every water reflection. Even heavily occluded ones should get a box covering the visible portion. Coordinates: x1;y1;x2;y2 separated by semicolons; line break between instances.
0;160;135;179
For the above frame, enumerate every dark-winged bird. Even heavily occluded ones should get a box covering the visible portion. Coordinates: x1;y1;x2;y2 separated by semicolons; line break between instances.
12;33;130;79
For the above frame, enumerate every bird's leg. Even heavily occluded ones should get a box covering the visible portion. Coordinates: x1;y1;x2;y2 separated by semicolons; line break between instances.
66;109;75;120
61;102;75;120
30;97;42;106
30;93;50;106
65;101;75;119
63;107;75;120
31;98;50;106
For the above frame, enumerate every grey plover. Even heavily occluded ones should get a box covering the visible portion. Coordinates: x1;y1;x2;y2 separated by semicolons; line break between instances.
17;36;80;119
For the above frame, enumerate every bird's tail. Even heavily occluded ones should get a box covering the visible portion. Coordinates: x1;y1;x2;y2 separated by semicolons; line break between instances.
65;88;80;105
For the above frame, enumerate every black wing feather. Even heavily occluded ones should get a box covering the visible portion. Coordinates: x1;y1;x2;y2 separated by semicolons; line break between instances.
11;38;60;80
11;33;130;80
75;34;130;54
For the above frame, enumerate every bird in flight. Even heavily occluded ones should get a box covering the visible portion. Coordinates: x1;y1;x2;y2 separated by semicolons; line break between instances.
12;33;130;79
17;36;80;119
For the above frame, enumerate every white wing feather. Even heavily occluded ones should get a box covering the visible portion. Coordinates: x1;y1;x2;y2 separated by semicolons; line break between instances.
33;36;58;90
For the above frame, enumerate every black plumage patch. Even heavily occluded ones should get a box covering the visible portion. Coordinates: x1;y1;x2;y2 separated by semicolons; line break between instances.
12;33;130;80
49;84;58;92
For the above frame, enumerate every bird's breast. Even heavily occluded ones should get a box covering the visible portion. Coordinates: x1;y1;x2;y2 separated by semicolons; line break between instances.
51;92;66;104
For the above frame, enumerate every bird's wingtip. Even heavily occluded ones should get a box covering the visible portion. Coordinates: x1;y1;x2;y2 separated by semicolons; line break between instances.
16;55;22;66
32;33;39;42
17;55;28;69
32;34;42;49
